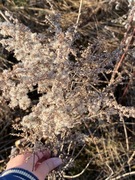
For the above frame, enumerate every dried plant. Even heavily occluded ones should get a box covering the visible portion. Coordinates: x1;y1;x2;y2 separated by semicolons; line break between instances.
0;0;135;179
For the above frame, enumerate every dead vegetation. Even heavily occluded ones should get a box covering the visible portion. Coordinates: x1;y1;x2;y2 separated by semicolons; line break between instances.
0;0;135;179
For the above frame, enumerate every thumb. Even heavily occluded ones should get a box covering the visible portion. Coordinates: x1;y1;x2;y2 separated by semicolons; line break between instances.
35;157;62;178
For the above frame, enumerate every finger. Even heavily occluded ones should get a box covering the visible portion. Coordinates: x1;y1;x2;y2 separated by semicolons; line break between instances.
36;157;62;178
29;150;51;163
6;150;51;171
26;150;51;171
34;150;51;170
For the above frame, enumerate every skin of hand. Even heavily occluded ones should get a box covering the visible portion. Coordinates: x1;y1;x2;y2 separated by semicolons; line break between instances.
6;150;62;180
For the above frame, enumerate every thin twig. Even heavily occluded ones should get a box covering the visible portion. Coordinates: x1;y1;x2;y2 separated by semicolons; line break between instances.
11;6;54;15
0;147;11;154
63;144;85;170
109;28;135;86
128;151;135;165
63;158;91;179
82;119;104;162
120;114;131;172
120;114;129;152
0;121;10;136
0;10;10;22
111;171;135;180
108;5;135;86
105;162;114;180
74;0;83;33
76;0;83;26
46;0;55;14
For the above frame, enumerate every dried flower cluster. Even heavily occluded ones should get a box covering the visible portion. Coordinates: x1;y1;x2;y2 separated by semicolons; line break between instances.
0;10;135;144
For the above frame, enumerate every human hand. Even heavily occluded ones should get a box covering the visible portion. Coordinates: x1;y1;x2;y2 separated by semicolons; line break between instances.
6;150;62;180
